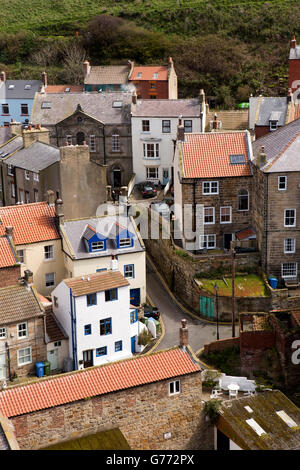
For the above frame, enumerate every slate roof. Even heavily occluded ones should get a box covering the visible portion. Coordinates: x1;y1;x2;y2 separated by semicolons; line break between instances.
0;202;59;245
130;66;169;81
45;310;68;342
249;96;288;129
0;80;42;100
0;135;23;158
0;127;12;146
31;92;132;126
3;140;60;172
131;98;201;117
63;215;144;260
84;65;130;85
179;131;252;179
218;390;300;450
0;236;18;268
64;270;129;297
252;117;300;172
0;284;43;326
0;347;200;418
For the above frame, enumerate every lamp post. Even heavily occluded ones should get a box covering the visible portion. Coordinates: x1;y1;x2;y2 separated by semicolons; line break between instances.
214;283;220;340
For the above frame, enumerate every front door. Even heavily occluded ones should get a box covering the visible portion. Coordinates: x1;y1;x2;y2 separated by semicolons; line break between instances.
163;168;169;186
200;296;214;318
76;131;85;145
224;233;233;250
0;352;6;380
130;288;140;307
47;348;58;370
83;349;93;368
113;169;121;188
131;336;136;354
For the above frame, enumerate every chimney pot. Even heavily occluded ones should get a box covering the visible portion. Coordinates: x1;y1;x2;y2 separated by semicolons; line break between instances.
180;319;188;349
132;91;137;105
42;71;47;87
47;190;55;207
24;269;33;286
0;71;6;82
5;226;13;237
291;35;297;49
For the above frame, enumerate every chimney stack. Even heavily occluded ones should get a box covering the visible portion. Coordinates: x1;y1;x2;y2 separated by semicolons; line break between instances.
0;71;6;82
47;190;55;207
42;71;47;87
291;35;297;49
177;117;185;142
179;319;188;349
83;60;90;78
257;146;267;168
55;198;64;225
5;226;13;239
132;91;137;105
110;255;119;272
24;269;33;286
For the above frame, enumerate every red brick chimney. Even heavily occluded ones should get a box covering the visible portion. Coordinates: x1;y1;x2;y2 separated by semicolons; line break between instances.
179;319;188;349
291;35;296;49
83;60;90;78
24;269;33;286
177;117;185;142
5;226;14;239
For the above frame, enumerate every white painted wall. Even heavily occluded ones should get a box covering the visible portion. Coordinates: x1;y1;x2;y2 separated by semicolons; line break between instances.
132;116;202;185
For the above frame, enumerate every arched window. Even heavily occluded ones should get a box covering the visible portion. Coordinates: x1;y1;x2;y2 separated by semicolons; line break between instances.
76;132;85;145
238;189;249;211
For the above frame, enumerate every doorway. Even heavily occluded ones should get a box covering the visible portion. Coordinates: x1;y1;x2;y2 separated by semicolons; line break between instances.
76;131;85;145
47;348;58;370
113;169;121;188
83;349;93;368
163;168;169;186
224;233;233;250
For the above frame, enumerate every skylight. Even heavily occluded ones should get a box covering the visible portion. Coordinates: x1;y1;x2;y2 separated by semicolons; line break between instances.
246;419;267;436
41;102;51;109
24;84;31;90
65;87;70;92
8;85;15;89
112;101;122;108
244;406;253;413
276;410;298;428
137;72;142;78
230;154;246;164
153;73;158;79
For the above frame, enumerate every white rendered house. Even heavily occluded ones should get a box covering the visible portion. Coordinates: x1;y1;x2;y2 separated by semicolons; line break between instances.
131;92;206;186
51;266;141;370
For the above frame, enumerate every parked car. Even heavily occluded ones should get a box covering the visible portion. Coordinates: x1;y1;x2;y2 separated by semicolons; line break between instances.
143;304;160;320
137;181;157;198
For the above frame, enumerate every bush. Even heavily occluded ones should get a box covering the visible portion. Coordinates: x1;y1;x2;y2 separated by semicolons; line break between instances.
138;329;152;346
204;399;222;424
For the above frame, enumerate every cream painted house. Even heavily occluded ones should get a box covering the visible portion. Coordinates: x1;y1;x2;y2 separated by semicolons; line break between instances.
59;214;146;307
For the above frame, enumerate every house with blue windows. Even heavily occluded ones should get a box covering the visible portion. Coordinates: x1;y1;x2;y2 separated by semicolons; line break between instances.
60;214;146;307
0;74;42;126
50;268;144;370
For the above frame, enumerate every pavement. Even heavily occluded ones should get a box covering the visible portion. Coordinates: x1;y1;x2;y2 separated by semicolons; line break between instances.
146;257;234;354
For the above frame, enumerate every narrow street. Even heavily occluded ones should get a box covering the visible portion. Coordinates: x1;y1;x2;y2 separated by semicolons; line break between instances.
146;258;234;353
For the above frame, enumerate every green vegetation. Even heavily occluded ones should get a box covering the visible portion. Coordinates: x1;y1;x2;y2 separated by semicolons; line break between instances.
201;346;241;376
204;399;222;424
0;1;298;102
42;428;131;450
198;274;269;297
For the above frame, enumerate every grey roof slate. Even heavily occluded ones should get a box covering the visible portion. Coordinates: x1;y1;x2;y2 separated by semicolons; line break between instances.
84;65;130;85
0;127;12;146
289;45;300;60
63;215;144;260
0;80;42;100
0;136;23;158
3;140;60;172
252;117;300;172
0;424;9;450
131;98;201;117
249;96;288;129
31;92;132;126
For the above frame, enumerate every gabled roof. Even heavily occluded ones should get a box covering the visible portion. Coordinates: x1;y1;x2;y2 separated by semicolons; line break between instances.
84;65;130;85
131;98;201;117
0;80;42;100
249;97;288;129
45;310;68;343
0;127;12;146
130;66;169;81
0;202;59;245
218;390;300;450
0;284;44;325
3;140;60;172
64;270;129;297
0;135;23;158
44;85;83;93
179;131;252;179
0;236;18;268
252;117;300;172
0;347;200;418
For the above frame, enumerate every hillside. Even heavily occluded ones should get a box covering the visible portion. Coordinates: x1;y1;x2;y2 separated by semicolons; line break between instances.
0;0;299;104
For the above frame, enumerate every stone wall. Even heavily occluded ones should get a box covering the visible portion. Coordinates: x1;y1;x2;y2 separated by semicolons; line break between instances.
203;337;239;355
10;372;214;450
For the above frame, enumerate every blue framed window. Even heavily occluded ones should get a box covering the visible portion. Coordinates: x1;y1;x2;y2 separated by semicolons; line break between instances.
115;340;122;352
100;318;112;335
124;264;134;278
96;268;107;272
87;293;97;306
84;324;92;335
118;237;132;248
105;288;118;302
96;346;107;357
130;309;138;324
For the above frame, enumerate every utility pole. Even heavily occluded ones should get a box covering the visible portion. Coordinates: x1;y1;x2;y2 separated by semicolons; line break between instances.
230;240;236;338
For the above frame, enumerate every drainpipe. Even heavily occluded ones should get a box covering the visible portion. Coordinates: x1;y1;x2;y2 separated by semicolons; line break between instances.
5;342;11;382
69;288;77;371
103;127;107;166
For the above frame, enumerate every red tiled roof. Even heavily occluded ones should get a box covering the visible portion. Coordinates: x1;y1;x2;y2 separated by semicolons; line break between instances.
0;348;200;418
0;202;59;245
130;66;169;81
181;132;252;179
0;237;17;268
45;85;83;93
291;311;300;327
235;227;256;241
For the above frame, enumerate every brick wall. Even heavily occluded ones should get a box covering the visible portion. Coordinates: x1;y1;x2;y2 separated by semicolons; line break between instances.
0;265;21;288
10;372;214;450
204;337;239;354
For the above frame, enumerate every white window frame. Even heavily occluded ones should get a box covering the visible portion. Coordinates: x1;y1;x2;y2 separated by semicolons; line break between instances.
204;207;215;225
17;346;32;366
45;272;55;288
143;142;159;159
17;249;24;264
91;241;104;251
284;238;296;254
111;134;120;152
278;176;287;191
7;164;14;176
142;120;150;132
119;238;131;247
284;209;296;228
184;120;192;133
169;379;181;396
44;245;54;260
20;103;29;115
33;172;39;182
0;327;6;339
282;262;297;279
25;170;30;181
11;183;15;198
202;181;219;195
17;322;28;339
238;189;249;212
146;167;159;180
162;120;171;133
89;135;96;153
200;234;216;250
220;206;232;224
270;120;278;131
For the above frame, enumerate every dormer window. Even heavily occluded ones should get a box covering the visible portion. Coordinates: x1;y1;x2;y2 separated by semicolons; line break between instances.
137;72;142;78
119;238;132;247
270;120;278;131
91;241;104;251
